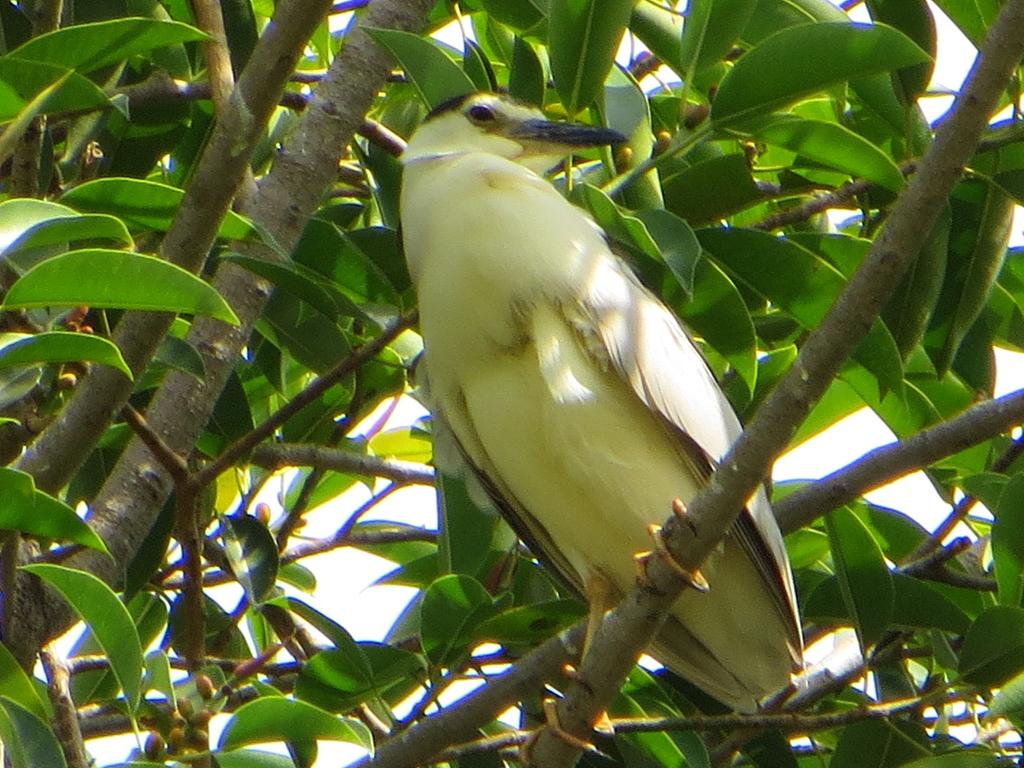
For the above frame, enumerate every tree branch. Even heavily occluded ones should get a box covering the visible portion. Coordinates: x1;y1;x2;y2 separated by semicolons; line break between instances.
250;442;434;485
5;0;338;668
775;388;1024;534
526;2;1024;764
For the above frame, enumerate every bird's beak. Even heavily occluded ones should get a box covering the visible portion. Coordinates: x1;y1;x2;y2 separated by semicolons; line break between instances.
509;119;627;149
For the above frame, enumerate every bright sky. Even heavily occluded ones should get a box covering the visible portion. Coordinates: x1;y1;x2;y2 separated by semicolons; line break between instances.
80;2;1024;765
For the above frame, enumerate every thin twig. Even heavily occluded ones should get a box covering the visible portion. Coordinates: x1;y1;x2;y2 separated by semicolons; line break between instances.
121;404;190;483
251;443;434;485
191;310;418;490
41;644;90;768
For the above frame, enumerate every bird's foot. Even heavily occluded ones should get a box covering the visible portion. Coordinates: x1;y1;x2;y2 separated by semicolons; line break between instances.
519;698;597;765
634;523;710;593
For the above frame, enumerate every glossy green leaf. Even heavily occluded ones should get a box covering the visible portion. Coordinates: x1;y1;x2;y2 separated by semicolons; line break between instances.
0;59;108;122
509;36;545;107
754;116;905;191
363;28;474;110
462;39;496;92
826;507;893;650
0;643;47;720
679;0;757;75
21;564;142;709
662;153;762;224
805;573;969;634
0;697;67;768
936;183;1014;374
677;256;758;401
993;472;1024;606
699;228;903;392
420;573;494;666
219;697;373;753
474;599;586;644
0;209;132;260
9;18;207;73
884;208;950;358
0;73;71;167
959;605;1024;686
629;3;683;72
0;332;131;378
223;253;370;324
831;718;929;768
548;0;634;114
711;22;931;127
222;515;280;606
296;642;425;712
866;0;937;100
480;0;546;32
60;178;255;240
0;467;108;553
635;208;701;297
3;249;239;325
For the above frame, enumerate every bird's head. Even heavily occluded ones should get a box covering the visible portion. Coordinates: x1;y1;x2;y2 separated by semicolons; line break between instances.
401;92;626;174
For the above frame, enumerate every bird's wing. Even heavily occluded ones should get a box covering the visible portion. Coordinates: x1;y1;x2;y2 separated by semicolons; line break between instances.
414;354;586;595
566;255;802;657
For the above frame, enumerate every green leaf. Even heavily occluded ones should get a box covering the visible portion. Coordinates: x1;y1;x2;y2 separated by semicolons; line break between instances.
0;643;47;720
548;0;634;114
831;719;929;768
805;573;969;634
929;0;999;46
988;667;1024;718
698;228;903;392
754;116;905;191
3;249;239;325
959;605;1024;686
711;22;931;127
474;600;586;644
826;507;893;650
993;471;1024;606
677;256;758;402
0;467;108;553
634;208;701;297
0;207;132;261
60;178;255;240
222;515;279;606
21;564;142;709
219;697;373;754
679;0;757;75
0;73;72;168
363;28;475;110
509;36;545;107
0;332;131;378
419;573;494;666
296;642;425;712
9;18;208;73
0;697;67;768
0;59;108;122
662;153;762;224
480;0;546;32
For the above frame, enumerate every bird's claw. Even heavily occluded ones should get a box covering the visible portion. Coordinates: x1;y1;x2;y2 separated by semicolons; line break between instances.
635;523;710;593
520;698;597;764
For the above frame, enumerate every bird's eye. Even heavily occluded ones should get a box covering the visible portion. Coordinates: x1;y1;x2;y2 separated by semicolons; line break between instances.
467;104;496;123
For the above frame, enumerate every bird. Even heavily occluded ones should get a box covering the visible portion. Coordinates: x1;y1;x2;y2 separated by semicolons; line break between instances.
399;92;802;712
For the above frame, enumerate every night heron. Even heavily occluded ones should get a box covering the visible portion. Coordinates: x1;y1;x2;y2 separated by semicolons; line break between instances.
400;92;802;711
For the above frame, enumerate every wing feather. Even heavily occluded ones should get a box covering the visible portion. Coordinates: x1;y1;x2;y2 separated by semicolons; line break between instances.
568;255;802;658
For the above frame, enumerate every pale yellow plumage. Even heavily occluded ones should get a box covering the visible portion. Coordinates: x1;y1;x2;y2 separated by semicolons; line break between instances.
400;93;801;710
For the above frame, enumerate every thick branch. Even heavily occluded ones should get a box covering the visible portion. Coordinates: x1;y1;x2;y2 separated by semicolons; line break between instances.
8;0;437;667
527;3;1024;765
775;388;1024;533
16;0;331;496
